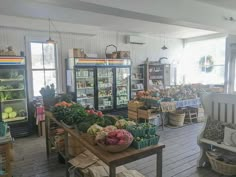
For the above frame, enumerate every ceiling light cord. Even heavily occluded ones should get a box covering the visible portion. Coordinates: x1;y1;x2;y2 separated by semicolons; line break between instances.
48;18;51;40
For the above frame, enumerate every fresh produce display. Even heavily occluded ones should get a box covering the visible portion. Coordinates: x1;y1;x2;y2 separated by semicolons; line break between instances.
4;107;13;113
2;106;21;120
52;101;117;132
126;123;159;149
96;129;133;146
136;84;209;102
87;124;103;136
2;112;8;120
52;102;87;126
115;119;136;129
103;125;117;132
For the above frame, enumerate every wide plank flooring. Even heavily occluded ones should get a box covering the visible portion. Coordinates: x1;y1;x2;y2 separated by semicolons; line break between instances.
12;123;225;177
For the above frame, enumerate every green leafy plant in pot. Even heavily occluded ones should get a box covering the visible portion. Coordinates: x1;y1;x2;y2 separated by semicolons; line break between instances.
40;84;56;110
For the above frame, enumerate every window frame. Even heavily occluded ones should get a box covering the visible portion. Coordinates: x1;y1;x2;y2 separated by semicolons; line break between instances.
30;41;58;97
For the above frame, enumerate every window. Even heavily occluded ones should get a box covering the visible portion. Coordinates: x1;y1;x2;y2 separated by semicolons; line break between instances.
30;42;57;96
178;38;225;85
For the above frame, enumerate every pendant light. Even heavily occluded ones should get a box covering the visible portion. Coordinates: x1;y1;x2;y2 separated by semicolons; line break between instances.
161;34;168;50
46;18;56;44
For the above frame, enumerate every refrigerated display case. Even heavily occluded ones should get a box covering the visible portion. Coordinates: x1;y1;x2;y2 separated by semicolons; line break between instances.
116;68;130;108
0;57;29;137
97;68;114;111
66;58;131;111
76;68;95;108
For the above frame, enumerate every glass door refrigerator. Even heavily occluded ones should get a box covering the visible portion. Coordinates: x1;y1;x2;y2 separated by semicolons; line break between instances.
75;67;95;108
115;67;131;109
66;58;131;111
97;67;114;111
0;57;29;137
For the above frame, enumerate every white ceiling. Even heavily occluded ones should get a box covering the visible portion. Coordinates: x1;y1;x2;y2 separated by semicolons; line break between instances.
0;0;233;39
196;0;236;11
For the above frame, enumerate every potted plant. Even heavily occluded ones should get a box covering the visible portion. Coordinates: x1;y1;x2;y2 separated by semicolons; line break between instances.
40;84;56;110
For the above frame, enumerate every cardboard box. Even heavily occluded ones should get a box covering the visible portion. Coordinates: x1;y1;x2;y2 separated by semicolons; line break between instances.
117;51;130;59
69;48;85;58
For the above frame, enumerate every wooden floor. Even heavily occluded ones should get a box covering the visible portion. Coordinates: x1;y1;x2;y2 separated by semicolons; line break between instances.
12;123;225;177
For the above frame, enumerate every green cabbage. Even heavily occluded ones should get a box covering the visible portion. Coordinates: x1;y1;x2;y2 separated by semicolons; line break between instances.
9;112;17;118
4;107;13;113
2;113;8;119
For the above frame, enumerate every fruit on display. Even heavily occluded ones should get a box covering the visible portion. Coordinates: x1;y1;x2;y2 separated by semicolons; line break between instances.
87;124;103;136
96;129;133;145
103;125;117;132
115;119;136;129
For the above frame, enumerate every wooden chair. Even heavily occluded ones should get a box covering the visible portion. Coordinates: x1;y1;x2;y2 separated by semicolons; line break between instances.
197;93;236;167
184;106;198;124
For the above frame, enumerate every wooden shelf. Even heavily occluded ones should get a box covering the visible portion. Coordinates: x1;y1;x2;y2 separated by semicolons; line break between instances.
3;116;27;123
77;87;94;90
77;97;94;100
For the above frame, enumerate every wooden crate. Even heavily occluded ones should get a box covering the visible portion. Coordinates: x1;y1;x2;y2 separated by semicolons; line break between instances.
128;110;138;121
68;48;85;58
128;101;144;112
0;143;11;177
138;109;157;119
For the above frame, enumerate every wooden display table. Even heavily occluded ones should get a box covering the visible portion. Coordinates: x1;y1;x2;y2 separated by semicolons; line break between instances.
45;112;165;177
0;133;12;177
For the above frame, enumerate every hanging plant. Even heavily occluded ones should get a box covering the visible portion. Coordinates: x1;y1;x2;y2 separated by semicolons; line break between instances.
199;55;214;73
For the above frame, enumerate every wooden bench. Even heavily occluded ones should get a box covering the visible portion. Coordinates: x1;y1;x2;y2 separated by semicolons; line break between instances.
197;93;236;167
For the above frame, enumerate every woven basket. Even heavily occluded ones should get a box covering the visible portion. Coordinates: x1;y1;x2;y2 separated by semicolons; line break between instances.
169;112;185;126
87;135;96;146
206;151;236;176
105;44;117;59
97;142;132;153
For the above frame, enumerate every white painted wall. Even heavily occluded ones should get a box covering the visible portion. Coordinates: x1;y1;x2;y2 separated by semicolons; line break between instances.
0;27;183;98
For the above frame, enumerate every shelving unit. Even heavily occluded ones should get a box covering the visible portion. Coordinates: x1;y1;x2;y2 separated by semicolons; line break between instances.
0;56;29;138
66;58;131;111
131;64;145;99
145;61;170;90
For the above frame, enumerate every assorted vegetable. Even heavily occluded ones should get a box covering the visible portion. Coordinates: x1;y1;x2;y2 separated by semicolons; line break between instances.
87;124;103;136
1;106;23;120
96;129;133;146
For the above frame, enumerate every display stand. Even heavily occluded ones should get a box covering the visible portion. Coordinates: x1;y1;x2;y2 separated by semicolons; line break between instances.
45;111;165;177
0;133;12;177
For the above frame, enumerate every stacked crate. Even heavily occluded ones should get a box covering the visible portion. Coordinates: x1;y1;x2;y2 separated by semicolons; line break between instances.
128;101;144;121
0;143;11;177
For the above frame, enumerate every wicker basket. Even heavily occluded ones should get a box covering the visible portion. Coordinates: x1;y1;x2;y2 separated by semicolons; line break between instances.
97;142;132;153
206;151;236;176
87;135;96;146
105;44;117;59
168;112;185;126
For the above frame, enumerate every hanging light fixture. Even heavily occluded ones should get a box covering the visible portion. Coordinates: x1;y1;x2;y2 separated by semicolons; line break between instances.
46;18;56;44
161;45;168;50
161;34;168;50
